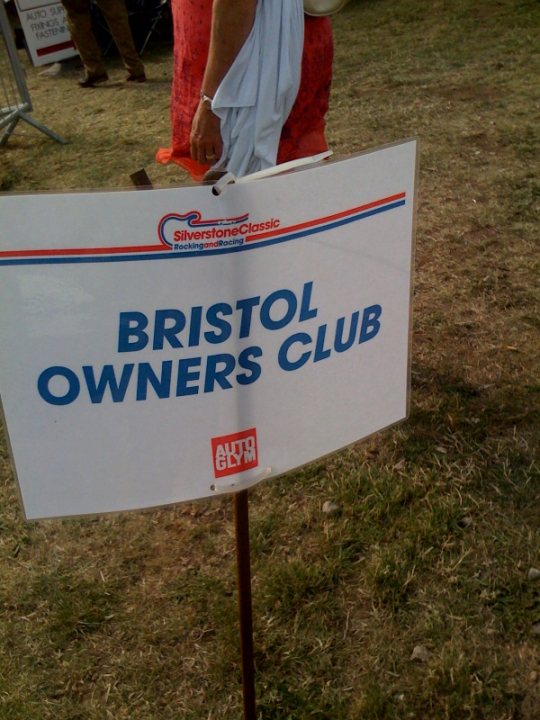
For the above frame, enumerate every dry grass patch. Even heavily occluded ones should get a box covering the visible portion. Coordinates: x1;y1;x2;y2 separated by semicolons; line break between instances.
1;0;540;718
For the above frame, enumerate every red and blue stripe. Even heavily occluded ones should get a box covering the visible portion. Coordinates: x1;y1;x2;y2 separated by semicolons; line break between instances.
0;192;406;266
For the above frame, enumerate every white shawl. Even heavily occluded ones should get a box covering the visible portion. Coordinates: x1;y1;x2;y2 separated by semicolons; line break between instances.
210;0;304;178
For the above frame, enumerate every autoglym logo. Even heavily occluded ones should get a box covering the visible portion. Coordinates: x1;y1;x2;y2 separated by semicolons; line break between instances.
211;428;259;479
157;210;280;252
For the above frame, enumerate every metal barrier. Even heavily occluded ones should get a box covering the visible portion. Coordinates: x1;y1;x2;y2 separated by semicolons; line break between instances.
0;1;64;146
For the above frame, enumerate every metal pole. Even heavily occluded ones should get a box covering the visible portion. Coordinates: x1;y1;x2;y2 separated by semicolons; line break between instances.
130;171;256;718
0;1;31;107
0;0;65;145
234;489;257;720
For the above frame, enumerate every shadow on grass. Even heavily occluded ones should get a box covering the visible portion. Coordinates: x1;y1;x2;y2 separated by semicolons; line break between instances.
401;363;539;504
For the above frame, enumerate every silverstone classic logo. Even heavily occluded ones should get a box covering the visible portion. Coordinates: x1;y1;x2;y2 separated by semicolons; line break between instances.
0;192;406;266
158;210;281;251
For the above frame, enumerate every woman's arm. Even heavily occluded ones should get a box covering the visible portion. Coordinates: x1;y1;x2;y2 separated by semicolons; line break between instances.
190;0;257;166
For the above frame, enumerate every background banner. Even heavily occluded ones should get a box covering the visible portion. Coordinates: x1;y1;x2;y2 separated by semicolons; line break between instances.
14;0;76;66
0;141;417;519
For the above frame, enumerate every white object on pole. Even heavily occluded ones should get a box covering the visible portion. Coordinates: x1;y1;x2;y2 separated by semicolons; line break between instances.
212;151;333;195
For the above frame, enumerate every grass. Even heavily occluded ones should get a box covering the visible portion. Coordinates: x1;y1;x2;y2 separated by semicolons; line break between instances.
1;0;540;717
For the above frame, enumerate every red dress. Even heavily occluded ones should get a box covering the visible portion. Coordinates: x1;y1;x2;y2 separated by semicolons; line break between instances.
156;1;333;180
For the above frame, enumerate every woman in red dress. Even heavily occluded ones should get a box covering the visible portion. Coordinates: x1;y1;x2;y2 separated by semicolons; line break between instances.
157;0;333;181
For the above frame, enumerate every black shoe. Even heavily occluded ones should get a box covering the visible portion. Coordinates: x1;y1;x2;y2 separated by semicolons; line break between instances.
126;72;146;83
78;73;108;88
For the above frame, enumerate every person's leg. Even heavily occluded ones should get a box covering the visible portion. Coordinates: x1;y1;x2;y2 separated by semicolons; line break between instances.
95;0;145;78
62;0;108;80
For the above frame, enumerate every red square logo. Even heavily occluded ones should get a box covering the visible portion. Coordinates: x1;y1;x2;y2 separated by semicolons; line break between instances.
211;428;258;479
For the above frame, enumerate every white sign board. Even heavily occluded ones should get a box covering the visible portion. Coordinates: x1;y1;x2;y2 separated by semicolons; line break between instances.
0;141;417;520
15;0;77;66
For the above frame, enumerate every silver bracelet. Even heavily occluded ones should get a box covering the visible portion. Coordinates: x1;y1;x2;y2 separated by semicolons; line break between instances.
199;90;213;106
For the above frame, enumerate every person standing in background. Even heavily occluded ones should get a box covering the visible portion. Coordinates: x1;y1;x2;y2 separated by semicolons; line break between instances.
157;0;333;181
62;0;146;86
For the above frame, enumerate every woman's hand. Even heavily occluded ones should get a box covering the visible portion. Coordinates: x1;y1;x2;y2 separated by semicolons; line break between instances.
190;100;222;166
190;0;257;167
